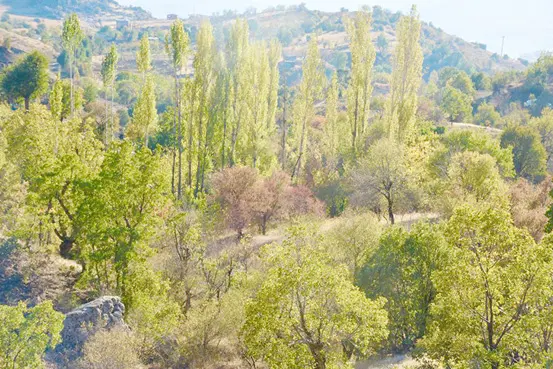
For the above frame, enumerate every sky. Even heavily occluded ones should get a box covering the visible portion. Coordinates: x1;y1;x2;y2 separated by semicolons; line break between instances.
118;0;553;58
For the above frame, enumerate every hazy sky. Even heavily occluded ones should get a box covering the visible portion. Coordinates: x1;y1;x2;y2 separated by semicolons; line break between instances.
118;0;553;58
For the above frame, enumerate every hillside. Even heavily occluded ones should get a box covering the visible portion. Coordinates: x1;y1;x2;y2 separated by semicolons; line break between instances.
2;0;151;20
0;1;527;82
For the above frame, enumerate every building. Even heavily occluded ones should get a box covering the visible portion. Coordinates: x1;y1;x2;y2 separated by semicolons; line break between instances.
116;19;131;30
167;14;178;20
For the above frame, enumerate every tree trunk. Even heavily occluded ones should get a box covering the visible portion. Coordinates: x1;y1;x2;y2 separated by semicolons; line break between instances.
24;97;30;111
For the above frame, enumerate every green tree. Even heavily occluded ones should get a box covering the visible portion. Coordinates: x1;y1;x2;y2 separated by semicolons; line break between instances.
242;225;388;368
79;142;168;298
440;85;472;122
1;51;49;110
61;13;84;115
290;36;324;181
350;138;411;224
165;19;189;199
500;125;547;179
386;5;423;142
358;222;447;352
49;75;63;122
344;9;376;154
136;33;152;79
421;205;550;369
530;107;553;171
473;102;501;127
128;75;157;145
100;44;119;147
0;301;64;369
323;72;347;158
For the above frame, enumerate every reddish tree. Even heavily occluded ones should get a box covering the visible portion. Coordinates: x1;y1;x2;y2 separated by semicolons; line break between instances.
211;167;259;238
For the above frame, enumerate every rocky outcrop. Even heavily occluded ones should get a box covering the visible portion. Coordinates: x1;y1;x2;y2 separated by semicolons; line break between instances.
55;296;128;361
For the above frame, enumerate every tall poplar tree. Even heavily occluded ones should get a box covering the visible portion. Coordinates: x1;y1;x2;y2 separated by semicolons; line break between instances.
130;75;157;146
226;19;249;167
386;5;423;142
290;36;324;181
61;13;83;116
191;21;217;196
345;9;376;154
101;44;118;147
165;19;189;199
136;33;152;81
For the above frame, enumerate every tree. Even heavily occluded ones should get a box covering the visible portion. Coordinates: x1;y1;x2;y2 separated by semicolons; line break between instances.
473;102;501;127
101;44;119;147
376;33;388;55
1;51;49;110
128;75;157;145
291;36;324;181
136;33;152;80
61;13;84;115
0;301;64;369
421;205;550;369
323;72;347;158
344;9;376;153
386;5;423;142
350;138;411;224
49;75;63;122
165;19;189;199
79;142;168;299
211;166;259;238
501;125;547;180
242;225;388;368
358;222;447;352
530;107;553;171
440;85;472;122
510;177;552;241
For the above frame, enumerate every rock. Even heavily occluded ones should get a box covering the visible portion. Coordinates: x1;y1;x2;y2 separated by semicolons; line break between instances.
55;296;128;362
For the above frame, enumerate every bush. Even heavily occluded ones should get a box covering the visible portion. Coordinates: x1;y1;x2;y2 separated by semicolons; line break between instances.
79;328;144;369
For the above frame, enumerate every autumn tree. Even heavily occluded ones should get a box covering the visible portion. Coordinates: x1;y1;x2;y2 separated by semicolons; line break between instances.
242;225;388;368
386;5;423;142
344;9;376;154
1;51;49;110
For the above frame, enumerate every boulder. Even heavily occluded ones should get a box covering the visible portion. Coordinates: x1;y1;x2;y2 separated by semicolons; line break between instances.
55;296;128;361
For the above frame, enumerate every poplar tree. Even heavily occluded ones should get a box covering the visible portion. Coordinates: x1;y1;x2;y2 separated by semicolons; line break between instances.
136;33;152;81
61;13;83;116
191;21;217;196
244;41;271;168
130;75;157;146
386;5;423;142
165;19;189;199
266;40;282;132
291;36;324;181
226;19;249;167
345;9;376;154
324;72;344;158
101;44;118;147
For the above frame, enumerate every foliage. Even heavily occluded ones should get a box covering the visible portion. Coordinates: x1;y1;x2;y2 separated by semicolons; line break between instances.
0;301;64;369
440;85;472;122
421;205;551;369
1;51;49;110
473;102;501;127
358;223;447;352
79;328;144;369
501;125;547;180
242;225;389;368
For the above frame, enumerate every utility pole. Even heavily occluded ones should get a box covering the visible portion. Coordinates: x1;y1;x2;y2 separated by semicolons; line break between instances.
500;36;505;57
